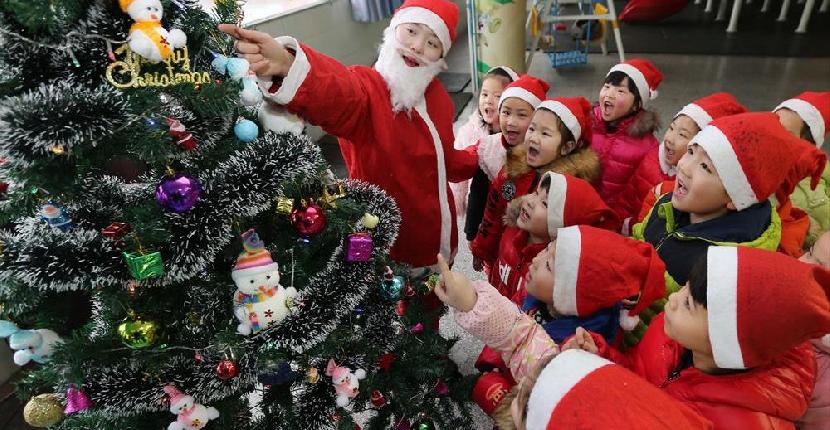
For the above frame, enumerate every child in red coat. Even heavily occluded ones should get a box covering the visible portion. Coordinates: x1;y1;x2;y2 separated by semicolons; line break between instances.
471;97;600;270
566;246;829;430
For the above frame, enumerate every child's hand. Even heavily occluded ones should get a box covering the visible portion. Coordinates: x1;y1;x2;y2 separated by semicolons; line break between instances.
472;256;484;272
434;254;477;312
218;24;294;77
561;327;598;354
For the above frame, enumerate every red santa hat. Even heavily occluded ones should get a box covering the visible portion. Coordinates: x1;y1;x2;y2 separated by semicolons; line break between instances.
675;92;748;131
552;226;665;328
607;58;663;106
774;91;830;147
389;0;459;56
498;75;550;110
542;172;619;237
705;246;830;369
537;96;593;143
526;350;712;430
471;371;512;416
691;112;827;211
486;65;520;82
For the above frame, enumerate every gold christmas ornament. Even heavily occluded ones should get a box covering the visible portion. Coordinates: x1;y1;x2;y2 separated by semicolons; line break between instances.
50;144;65;155
275;197;294;215
306;367;320;384
106;44;210;89
118;316;158;349
23;394;63;428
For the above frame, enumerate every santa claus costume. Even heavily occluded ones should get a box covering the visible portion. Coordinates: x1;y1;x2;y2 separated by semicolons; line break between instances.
259;0;478;270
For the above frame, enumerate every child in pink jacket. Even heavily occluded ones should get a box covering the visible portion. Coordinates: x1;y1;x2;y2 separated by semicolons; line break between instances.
798;230;830;430
592;59;663;223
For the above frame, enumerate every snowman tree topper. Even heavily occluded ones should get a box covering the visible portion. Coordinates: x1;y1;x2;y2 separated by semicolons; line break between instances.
120;0;187;63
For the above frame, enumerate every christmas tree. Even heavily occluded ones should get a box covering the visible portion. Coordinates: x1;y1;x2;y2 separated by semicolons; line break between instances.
0;1;474;429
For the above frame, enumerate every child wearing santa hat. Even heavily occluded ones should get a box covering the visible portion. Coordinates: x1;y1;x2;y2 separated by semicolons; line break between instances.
774;91;830;249
565;246;829;430
436;225;664;419
634;93;748;224
452;67;519;242
471;96;600;272
631;112;827;343
493;349;713;430
591;59;663;222
798;230;830;430
468;75;549;271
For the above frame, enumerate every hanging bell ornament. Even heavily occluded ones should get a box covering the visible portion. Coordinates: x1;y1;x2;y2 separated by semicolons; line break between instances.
424;274;440;294
360;212;379;229
123;251;165;280
117;316;158;349
23;394;63;427
395;419;411;430
64;385;92;415
216;358;239;380
410;323;425;335
432;379;449;397
370;389;387;408
275;196;294;215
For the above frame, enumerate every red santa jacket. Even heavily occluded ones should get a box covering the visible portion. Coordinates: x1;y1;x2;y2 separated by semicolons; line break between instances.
260;37;478;268
590;105;660;222
586;313;816;430
470;144;601;263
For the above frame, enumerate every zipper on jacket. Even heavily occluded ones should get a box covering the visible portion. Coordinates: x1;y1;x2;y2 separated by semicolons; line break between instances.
659;370;681;388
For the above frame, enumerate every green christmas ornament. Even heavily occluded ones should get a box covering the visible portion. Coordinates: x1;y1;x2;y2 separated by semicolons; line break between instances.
118;317;158;349
415;421;435;430
123;251;165;280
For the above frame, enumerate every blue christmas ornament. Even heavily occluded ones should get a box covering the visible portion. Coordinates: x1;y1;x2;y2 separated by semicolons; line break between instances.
381;276;405;301
39;201;73;232
234;120;259;142
211;53;229;75
144;117;159;128
225;58;250;80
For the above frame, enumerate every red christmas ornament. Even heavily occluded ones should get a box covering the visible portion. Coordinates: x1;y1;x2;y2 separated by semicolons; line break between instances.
215;359;238;380
395;419;411;430
290;202;327;236
330;412;342;423
0;182;8;194
395;300;408;317
355;425;362;430
102;222;131;240
432;379;449;397
377;353;396;371
370;389;387;408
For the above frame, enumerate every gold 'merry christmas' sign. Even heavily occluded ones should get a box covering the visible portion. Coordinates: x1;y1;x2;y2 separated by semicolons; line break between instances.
106;43;210;89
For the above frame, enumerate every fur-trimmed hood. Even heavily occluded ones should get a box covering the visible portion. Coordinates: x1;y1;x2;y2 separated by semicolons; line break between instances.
592;105;660;138
504;144;602;183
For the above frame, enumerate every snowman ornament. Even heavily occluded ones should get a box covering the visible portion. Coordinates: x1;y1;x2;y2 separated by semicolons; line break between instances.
232;229;297;335
119;0;187;63
163;385;219;430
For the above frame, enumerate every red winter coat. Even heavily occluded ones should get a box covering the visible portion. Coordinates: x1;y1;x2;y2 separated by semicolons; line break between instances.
470;145;601;263
591;105;660;222
588;314;816;430
623;147;672;229
490;225;547;301
260;37;478;268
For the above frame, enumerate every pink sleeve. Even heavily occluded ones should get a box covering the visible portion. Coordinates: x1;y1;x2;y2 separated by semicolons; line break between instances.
455;280;559;382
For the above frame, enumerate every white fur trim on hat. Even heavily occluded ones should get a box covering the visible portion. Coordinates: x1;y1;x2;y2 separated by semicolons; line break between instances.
487;65;520;82
525;350;612;429
499;87;542;110
706;247;745;369
775;98;826;148
677;103;714;130
608;63;655;104
553;226;581;315
544;172;567;237
390;7;452;56
258;36;310;106
231;262;279;283
538;100;582;142
692;126;758;211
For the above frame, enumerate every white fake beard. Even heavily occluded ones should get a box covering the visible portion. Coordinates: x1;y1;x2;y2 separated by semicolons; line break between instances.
374;28;446;113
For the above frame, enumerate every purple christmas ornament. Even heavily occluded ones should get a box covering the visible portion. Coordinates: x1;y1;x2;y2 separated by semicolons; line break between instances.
64;385;92;414
155;173;202;213
410;322;425;335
